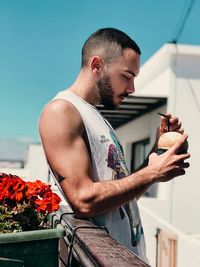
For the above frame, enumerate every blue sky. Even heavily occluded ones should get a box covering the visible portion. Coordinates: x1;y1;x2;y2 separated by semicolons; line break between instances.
0;0;200;143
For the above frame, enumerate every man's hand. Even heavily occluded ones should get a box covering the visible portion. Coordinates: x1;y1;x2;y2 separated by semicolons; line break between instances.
150;113;185;153
148;133;190;183
156;113;184;141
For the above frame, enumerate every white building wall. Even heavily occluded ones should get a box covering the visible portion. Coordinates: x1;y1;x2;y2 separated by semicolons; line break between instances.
0;167;29;179
167;53;200;234
25;144;49;181
139;204;200;267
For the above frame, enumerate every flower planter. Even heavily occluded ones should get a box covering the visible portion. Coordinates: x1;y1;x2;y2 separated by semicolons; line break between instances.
0;215;65;267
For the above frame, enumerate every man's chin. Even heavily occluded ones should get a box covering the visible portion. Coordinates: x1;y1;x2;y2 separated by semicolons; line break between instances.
100;100;117;109
103;102;119;110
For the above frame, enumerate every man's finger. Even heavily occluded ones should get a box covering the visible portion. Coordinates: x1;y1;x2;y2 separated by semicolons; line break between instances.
177;162;190;169
169;133;188;154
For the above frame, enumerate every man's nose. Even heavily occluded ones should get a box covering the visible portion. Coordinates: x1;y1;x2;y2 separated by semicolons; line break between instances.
126;83;135;94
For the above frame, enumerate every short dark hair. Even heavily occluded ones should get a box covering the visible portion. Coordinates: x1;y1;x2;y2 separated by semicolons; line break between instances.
81;28;141;68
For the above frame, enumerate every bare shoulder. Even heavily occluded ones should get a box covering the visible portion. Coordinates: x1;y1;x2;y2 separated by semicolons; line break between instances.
40;99;82;126
39;99;84;141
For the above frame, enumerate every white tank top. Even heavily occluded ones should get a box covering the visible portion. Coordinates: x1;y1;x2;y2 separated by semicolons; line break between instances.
53;90;147;262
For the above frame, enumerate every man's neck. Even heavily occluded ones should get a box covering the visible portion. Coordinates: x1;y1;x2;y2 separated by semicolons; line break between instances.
69;70;101;106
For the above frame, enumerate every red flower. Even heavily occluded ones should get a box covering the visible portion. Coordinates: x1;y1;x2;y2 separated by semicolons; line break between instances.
25;180;51;201
0;173;61;233
9;177;26;202
0;173;61;213
0;174;25;202
35;192;61;213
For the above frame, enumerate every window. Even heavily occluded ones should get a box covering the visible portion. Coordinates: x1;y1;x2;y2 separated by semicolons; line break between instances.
131;138;157;197
131;138;150;172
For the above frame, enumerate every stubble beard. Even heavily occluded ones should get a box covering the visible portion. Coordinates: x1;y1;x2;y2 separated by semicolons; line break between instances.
97;74;117;109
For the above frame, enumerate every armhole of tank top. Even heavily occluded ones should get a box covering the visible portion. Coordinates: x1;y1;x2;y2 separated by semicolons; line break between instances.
52;97;92;160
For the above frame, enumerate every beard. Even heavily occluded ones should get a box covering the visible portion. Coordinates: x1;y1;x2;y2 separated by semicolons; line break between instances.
97;74;117;109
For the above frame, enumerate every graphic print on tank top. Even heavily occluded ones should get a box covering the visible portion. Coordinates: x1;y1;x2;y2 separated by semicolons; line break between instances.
106;128;144;247
107;130;128;179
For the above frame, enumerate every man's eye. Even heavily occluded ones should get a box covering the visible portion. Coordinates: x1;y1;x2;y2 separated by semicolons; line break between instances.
123;75;130;80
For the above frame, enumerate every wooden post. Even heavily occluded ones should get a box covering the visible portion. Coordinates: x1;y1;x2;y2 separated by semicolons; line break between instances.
156;228;177;267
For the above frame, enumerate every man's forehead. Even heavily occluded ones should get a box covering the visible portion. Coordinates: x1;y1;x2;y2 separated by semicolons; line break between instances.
116;49;140;75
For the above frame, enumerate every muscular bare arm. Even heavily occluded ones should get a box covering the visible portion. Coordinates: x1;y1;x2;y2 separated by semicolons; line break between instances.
39;100;190;218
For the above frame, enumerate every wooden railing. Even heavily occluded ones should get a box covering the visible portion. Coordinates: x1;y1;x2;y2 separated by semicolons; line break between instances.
56;205;150;267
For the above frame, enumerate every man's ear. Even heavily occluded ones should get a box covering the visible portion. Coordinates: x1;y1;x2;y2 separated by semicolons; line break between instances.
90;56;103;73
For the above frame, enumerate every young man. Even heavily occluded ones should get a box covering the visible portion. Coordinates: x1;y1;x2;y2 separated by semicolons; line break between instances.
39;28;190;262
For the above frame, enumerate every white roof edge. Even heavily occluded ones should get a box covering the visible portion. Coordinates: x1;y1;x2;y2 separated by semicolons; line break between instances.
142;43;200;69
134;43;200;95
170;43;200;56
